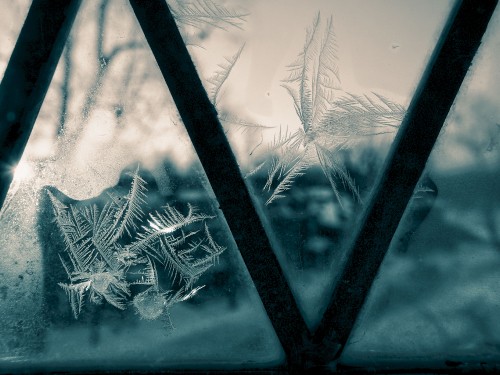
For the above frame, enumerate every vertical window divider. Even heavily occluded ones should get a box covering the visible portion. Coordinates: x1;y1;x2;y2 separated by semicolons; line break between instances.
314;0;498;363
128;0;310;368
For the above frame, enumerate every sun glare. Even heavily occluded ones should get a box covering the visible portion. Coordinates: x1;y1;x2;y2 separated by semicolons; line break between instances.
12;161;34;181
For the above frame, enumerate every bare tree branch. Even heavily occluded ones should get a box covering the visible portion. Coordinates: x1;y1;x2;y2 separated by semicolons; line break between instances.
80;2;143;124
106;41;144;61
57;35;73;136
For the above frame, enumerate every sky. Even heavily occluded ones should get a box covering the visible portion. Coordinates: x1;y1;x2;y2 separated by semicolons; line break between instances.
181;0;456;167
1;0;498;176
197;0;455;120
0;0;457;141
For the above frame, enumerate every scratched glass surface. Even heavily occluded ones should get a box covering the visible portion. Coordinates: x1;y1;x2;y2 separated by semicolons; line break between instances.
342;5;500;368
187;0;455;329
0;1;283;371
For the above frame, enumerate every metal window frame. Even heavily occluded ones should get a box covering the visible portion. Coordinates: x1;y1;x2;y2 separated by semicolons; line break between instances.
0;0;497;373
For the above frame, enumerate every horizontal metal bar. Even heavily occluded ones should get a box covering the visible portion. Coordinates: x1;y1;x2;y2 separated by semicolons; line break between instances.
314;0;498;361
0;0;82;209
128;0;310;365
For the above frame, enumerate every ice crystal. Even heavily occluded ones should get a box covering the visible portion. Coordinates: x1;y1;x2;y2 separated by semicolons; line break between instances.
49;167;225;323
173;1;272;133
207;45;274;132
169;0;248;31
262;13;406;206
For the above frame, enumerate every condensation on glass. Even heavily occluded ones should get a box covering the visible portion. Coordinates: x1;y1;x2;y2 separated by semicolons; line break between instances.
187;0;455;329
341;4;500;367
0;1;283;371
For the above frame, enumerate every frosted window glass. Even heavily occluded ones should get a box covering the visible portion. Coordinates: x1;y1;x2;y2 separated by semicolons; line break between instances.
188;0;454;328
342;5;500;368
0;1;283;371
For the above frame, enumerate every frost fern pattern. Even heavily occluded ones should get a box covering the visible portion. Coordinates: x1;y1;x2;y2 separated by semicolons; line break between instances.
49;167;225;323
169;0;248;31
263;13;406;206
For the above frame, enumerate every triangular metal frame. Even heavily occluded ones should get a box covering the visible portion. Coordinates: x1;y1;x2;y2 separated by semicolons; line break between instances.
0;0;497;372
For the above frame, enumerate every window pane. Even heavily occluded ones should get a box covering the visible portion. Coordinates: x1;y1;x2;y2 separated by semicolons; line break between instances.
342;5;500;369
0;1;283;371
0;0;32;81
189;0;454;328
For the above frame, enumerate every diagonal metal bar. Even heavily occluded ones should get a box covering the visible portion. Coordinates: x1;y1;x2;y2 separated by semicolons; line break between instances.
314;0;498;361
128;0;309;364
0;0;82;210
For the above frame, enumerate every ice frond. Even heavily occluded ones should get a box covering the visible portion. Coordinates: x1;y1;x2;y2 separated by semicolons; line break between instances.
81;204;99;232
177;285;205;303
202;223;225;258
59;281;91;319
207;44;245;107
125;203;218;286
316;144;361;205
80;204;121;271
413;180;436;199
311;16;341;127
110;166;147;242
207;47;275;133
266;158;309;206
93;202;118;241
165;285;206;309
292;12;320;130
49;167;225;325
219;112;274;132
158;237;211;286
141;204;213;238
306;92;405;152
264;130;307;191
281;83;303;121
244;160;266;179
329;92;405;129
285;12;320;85
115;247;145;268
58;253;72;278
259;13;405;207
47;190;68;211
269;127;306;152
49;191;96;273
169;0;248;31
264;151;303;193
130;257;158;286
283;13;341;131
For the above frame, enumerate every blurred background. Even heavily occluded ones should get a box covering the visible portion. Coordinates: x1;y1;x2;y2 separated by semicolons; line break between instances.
0;0;499;371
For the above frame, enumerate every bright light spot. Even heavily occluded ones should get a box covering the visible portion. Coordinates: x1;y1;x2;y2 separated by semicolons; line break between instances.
12;161;34;181
181;285;205;301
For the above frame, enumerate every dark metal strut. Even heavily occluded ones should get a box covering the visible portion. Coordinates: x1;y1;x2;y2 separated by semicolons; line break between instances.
129;0;310;367
314;0;498;363
0;0;497;372
0;0;82;208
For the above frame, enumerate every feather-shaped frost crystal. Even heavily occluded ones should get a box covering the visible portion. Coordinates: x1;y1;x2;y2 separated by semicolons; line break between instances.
169;0;248;31
49;167;225;324
261;13;406;207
